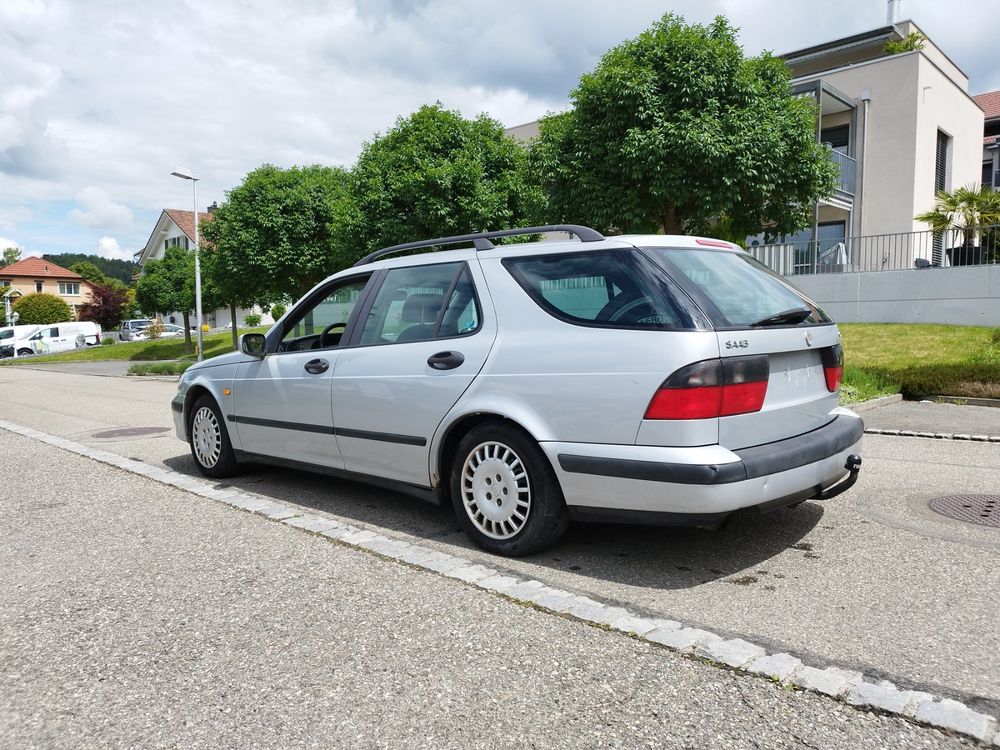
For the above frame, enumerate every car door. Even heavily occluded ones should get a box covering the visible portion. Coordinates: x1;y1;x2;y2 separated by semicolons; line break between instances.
30;326;71;353
232;274;374;468
331;260;496;487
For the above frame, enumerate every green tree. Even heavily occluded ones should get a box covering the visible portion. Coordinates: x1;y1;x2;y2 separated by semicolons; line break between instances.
78;283;128;330
43;253;137;285
2;247;21;267
12;293;72;325
135;248;199;352
884;32;926;55
346;103;544;255
69;261;109;285
531;14;838;240
201;164;351;306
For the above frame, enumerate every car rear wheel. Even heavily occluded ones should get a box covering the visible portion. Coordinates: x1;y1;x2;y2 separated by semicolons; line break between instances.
450;422;569;556
188;395;238;478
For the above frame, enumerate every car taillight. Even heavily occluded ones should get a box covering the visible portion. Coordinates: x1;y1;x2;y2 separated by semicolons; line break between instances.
644;355;770;420
821;344;843;392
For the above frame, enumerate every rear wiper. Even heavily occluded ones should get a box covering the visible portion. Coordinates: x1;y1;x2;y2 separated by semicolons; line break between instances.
750;307;812;327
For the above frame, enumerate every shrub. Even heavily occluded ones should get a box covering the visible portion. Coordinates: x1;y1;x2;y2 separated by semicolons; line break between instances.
269;303;286;320
144;320;165;339
101;335;116;346
243;313;262;327
12;293;72;325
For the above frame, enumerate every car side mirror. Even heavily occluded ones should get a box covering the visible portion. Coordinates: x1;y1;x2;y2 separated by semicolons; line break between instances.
239;332;266;358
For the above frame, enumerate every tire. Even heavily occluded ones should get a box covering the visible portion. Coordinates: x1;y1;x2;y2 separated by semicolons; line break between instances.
450;422;569;556
188;395;238;478
16;348;34;357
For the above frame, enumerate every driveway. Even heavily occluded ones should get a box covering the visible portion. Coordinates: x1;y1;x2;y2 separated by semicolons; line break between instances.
0;367;997;722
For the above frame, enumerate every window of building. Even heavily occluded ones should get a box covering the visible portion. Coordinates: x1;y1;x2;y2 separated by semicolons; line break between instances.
163;236;191;251
35;280;43;293
58;282;81;296
0;280;10;288
820;125;850;154
932;130;952;265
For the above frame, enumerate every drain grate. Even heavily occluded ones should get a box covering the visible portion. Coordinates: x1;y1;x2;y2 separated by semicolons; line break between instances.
929;494;1000;528
92;426;171;439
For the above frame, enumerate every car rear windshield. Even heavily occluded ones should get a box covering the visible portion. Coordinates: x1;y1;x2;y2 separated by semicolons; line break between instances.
642;247;831;329
502;250;710;331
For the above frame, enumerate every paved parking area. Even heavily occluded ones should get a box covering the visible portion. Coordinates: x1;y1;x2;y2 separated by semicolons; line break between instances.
2;429;968;749
0;368;997;730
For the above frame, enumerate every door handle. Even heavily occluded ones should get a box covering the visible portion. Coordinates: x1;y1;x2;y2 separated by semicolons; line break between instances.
427;351;465;370
304;358;329;374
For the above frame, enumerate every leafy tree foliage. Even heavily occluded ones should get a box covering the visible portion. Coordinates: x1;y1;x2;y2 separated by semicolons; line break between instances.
135;247;218;351
345;104;544;255
79;283;129;330
12;293;72;325
531;14;838;240
69;261;109;285
43;253;137;285
2;247;21;267
201;164;351;303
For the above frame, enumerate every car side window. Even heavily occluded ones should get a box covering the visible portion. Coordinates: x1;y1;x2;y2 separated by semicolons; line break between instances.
278;276;370;352
358;262;477;345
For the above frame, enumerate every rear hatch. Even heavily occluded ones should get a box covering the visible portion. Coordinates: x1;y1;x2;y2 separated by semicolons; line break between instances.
643;245;841;450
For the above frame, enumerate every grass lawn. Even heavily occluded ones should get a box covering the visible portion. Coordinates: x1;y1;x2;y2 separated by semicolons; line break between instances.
840;323;1000;401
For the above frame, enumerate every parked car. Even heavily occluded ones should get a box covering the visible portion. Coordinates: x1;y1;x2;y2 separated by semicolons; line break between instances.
118;319;154;341
3;321;102;356
171;225;863;556
0;324;41;358
132;324;186;341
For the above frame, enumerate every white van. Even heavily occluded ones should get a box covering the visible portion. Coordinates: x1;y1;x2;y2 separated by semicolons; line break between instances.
0;325;42;356
12;321;102;355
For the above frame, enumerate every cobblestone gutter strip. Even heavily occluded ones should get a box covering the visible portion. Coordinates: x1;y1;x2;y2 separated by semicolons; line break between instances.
865;428;1000;442
2;418;997;747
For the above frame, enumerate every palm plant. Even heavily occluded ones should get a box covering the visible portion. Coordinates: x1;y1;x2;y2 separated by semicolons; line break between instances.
916;183;1000;249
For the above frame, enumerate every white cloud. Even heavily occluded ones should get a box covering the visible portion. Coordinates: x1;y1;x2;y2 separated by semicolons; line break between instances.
96;236;131;261
0;237;20;251
69;187;133;230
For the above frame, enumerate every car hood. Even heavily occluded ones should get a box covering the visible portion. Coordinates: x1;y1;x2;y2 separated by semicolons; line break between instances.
185;350;248;372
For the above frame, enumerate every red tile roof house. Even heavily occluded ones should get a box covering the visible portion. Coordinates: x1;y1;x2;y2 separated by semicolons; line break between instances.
0;257;95;319
137;207;274;331
973;90;1000;188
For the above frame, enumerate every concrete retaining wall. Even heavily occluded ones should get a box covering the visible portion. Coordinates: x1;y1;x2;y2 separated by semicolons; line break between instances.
792;265;1000;326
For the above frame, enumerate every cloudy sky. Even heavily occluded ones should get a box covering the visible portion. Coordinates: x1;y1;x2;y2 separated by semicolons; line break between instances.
1;0;996;260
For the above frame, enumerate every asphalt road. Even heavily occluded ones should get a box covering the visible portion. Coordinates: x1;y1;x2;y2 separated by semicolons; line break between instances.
0;429;969;749
1;367;997;718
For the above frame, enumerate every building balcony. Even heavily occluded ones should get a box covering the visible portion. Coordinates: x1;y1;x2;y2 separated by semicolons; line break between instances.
830;149;856;196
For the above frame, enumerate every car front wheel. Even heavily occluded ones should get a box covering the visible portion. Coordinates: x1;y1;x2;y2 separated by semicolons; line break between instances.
188;395;238;478
450;422;569;556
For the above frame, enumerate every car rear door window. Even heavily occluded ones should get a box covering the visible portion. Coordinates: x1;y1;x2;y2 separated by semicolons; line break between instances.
503;250;709;331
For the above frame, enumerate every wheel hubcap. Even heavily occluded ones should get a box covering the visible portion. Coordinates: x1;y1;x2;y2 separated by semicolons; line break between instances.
461;441;530;540
191;406;222;468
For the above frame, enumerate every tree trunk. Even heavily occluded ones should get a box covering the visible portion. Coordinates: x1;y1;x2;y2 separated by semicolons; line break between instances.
230;303;238;349
659;205;684;235
182;311;192;354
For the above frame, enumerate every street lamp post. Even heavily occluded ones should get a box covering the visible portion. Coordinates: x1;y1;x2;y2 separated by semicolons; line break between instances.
170;169;203;362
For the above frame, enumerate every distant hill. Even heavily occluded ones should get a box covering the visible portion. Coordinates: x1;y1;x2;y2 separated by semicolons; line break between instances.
41;253;138;286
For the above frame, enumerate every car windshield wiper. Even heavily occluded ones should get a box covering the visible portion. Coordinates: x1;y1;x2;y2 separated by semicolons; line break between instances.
749;307;813;327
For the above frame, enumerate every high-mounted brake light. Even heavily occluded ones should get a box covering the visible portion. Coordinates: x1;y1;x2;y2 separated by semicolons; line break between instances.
695;238;734;249
644;355;770;420
821;344;843;393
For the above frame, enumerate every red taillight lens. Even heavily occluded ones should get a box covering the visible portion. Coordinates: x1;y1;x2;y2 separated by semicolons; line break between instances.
821;344;844;393
645;355;769;420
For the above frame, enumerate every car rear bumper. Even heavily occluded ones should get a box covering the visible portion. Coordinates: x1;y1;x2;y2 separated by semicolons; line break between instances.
541;409;863;522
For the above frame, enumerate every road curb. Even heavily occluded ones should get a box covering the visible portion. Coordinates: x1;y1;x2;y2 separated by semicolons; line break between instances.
1;417;996;746
865;427;1000;442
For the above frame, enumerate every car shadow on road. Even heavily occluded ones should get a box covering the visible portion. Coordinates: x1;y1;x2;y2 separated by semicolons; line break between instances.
162;454;824;591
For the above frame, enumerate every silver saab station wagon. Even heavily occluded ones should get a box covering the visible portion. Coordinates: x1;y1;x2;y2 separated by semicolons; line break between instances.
172;225;862;556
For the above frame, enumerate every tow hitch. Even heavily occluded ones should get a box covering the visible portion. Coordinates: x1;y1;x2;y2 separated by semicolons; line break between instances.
812;454;862;501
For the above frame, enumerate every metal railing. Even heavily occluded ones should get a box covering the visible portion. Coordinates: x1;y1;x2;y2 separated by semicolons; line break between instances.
830;150;856;196
749;225;1000;276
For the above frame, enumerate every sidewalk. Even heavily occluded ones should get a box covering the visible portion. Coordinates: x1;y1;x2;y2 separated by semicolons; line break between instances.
860;399;1000;436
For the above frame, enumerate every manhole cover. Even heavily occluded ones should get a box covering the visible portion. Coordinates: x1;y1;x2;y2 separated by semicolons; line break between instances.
91;426;170;439
929;495;1000;528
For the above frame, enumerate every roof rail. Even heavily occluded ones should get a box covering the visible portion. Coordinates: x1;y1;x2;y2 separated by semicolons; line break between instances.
352;224;605;267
